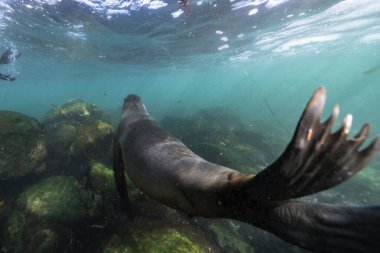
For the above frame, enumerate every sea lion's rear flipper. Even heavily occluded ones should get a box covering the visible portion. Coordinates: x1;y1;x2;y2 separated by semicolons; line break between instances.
263;201;380;253
113;138;133;220
249;87;380;201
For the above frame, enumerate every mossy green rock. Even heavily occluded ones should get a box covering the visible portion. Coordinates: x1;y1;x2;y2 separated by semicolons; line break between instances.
208;221;253;253
192;142;264;171
69;120;114;159
89;162;117;198
30;228;60;253
1;210;26;253
17;176;100;224
2;212;67;253
89;162;142;202
0;110;47;180
103;228;206;253
46;123;77;159
161;107;274;170
44;99;109;125
161;107;243;147
44;100;114;175
333;166;380;204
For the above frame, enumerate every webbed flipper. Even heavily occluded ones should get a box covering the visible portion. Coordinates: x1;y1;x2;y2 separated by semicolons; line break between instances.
249;87;380;201
113;138;133;220
262;200;380;253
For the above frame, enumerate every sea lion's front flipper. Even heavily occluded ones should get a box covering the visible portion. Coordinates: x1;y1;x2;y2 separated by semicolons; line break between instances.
262;200;380;253
249;87;380;201
112;138;133;220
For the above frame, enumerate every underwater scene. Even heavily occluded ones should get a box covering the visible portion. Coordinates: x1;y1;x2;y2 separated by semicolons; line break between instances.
1;0;380;252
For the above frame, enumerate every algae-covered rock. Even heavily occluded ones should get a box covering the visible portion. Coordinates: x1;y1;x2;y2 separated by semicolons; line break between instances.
331;166;380;204
33;229;59;252
26;228;61;253
1;210;26;253
46;123;77;159
0;110;47;180
17;175;101;224
206;220;305;253
89;162;117;198
44;99;109;126
208;221;253;253
44;100;114;176
2;211;70;253
89;162;145;207
68;119;114;162
102;228;207;253
161;107;271;171
191;142;264;171
161;107;243;148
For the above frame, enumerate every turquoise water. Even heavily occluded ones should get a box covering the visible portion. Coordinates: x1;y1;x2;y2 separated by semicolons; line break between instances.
1;0;380;252
1;1;379;135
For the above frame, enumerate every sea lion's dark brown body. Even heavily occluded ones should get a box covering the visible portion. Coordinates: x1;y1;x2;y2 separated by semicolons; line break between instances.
113;87;380;253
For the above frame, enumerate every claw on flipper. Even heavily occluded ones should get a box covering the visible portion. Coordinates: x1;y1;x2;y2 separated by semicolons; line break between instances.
249;86;380;201
293;86;326;149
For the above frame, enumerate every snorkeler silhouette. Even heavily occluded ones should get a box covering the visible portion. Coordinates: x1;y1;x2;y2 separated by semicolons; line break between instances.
179;0;190;16
0;48;21;81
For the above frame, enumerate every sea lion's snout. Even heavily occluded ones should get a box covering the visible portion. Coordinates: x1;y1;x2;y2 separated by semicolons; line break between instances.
122;94;148;115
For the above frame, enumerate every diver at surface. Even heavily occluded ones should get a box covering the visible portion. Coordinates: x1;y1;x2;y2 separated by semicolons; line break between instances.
0;48;21;81
113;87;380;253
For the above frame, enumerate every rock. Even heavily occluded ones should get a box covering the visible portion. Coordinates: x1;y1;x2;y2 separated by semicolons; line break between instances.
206;219;306;253
69;120;114;162
1;210;26;253
161;107;272;171
0;110;47;180
89;162;117;198
161;107;244;148
46;123;77;159
323;166;380;204
44;100;114;177
1;210;71;253
26;228;61;253
102;228;207;253
191;142;264;171
89;162;142;198
16;175;101;224
2;176;105;253
207;220;254;253
44;99;109;126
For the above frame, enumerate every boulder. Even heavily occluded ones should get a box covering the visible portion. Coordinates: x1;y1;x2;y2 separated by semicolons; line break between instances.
44;99;109;126
0;110;46;180
102;227;207;253
17;175;101;224
43;100;114;177
161;107;272;171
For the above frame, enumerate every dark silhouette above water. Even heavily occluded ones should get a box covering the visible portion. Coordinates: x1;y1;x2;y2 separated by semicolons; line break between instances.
0;48;21;81
114;87;380;253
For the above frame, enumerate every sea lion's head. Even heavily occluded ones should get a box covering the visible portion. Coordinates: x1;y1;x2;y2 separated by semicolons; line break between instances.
122;94;148;118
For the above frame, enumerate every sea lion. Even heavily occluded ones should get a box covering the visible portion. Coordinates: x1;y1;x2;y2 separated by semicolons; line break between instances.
113;87;380;253
0;48;21;65
0;73;15;81
0;48;20;81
